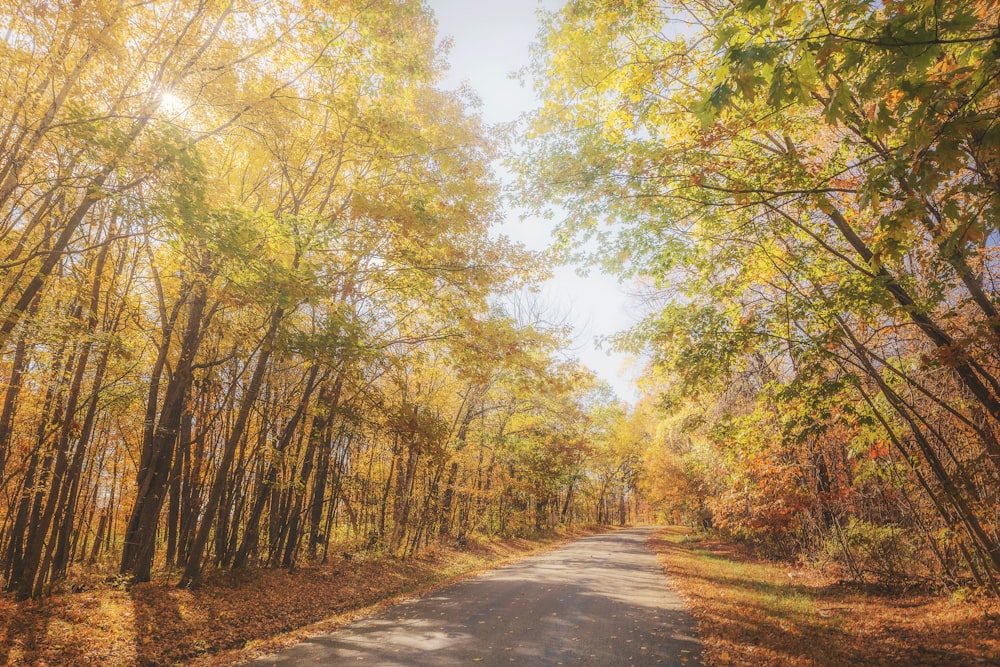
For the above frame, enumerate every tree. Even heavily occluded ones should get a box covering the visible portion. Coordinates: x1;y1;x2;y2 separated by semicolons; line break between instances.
524;0;1000;588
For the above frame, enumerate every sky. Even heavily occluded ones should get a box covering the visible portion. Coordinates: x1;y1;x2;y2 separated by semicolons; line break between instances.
427;0;642;402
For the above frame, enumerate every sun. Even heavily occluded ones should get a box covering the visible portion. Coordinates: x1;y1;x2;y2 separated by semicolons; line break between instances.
158;91;188;117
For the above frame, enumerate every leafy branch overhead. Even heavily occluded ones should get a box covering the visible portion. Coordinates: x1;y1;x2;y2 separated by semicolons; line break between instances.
0;0;637;607
524;0;1000;590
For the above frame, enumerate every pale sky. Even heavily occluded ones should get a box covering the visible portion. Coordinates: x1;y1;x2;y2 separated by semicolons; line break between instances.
428;0;637;402
428;0;641;402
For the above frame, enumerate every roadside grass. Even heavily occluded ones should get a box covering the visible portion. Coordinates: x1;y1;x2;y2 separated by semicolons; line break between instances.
651;526;1000;666
0;526;599;666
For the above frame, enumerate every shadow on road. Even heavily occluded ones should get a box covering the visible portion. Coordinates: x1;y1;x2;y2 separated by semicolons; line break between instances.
251;527;702;667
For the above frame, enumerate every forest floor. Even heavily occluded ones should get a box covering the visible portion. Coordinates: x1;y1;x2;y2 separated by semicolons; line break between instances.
650;526;1000;666
0;527;600;666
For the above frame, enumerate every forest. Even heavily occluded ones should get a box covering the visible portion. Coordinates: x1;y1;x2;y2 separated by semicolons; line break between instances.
524;0;1000;595
2;0;1000;622
0;0;642;603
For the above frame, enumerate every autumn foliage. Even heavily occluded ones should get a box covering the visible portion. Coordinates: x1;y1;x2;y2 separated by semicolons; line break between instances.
526;0;1000;592
0;0;642;604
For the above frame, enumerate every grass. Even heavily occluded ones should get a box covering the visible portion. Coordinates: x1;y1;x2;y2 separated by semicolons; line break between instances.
650;526;1000;666
0;527;599;666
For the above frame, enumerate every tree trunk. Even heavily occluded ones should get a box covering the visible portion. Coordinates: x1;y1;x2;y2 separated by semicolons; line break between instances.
179;306;283;587
121;274;210;582
232;364;320;569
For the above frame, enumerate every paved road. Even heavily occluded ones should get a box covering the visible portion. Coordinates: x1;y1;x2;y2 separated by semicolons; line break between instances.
249;527;703;666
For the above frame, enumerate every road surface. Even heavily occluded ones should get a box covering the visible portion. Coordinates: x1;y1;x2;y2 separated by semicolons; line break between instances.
249;527;703;666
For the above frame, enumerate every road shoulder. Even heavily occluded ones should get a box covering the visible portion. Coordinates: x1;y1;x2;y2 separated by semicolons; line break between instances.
190;527;604;666
649;526;1000;666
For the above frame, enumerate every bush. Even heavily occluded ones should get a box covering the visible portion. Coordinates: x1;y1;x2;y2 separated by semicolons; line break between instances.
819;518;924;584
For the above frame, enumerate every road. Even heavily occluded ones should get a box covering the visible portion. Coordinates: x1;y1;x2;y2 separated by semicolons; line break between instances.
248;527;703;666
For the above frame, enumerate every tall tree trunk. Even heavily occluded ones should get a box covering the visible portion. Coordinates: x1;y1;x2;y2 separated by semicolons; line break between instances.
306;374;343;557
48;342;112;584
3;336;70;594
438;462;460;538
0;325;32;488
280;418;323;570
822;200;1000;457
121;273;210;582
232;364;319;569
179;306;283;587
46;237;116;588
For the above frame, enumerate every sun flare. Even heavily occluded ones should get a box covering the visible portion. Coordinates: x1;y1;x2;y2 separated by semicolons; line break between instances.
158;91;187;116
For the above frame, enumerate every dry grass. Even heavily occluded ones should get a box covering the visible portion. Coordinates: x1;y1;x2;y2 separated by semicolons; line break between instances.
0;528;597;666
650;526;1000;666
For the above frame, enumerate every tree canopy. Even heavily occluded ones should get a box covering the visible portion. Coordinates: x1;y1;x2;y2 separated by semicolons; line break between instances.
524;0;1000;590
0;0;644;600
4;0;999;603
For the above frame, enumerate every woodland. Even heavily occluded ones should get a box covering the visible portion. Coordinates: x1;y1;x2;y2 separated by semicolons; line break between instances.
524;0;1000;594
0;0;641;603
0;0;999;627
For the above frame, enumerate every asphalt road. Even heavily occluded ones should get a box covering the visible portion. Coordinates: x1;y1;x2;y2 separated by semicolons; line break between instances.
248;527;703;666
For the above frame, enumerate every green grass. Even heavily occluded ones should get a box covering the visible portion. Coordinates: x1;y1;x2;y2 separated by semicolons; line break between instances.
651;526;1000;666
